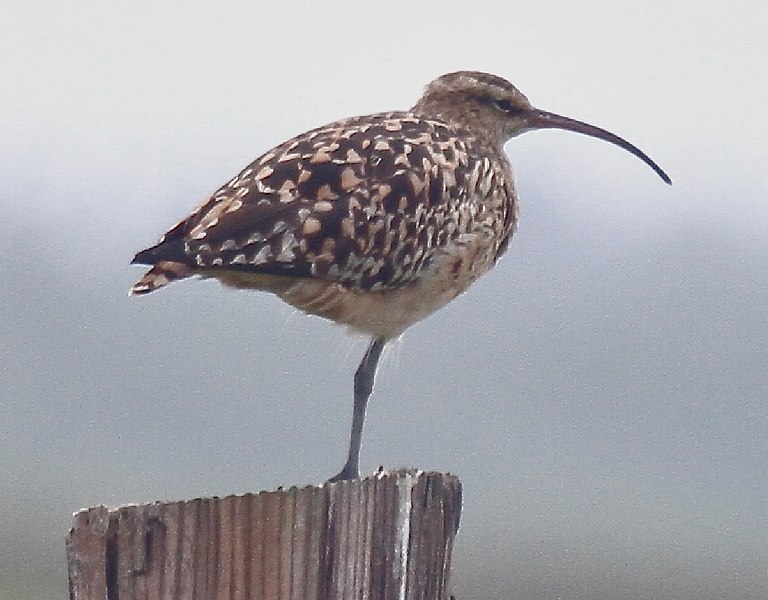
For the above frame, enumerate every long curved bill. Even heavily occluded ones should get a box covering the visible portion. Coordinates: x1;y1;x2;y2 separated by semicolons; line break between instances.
528;109;672;185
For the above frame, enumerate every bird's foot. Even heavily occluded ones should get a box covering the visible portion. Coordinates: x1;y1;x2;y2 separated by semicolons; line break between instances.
326;463;359;483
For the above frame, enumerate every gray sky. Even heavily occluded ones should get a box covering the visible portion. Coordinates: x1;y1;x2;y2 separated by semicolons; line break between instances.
2;1;767;599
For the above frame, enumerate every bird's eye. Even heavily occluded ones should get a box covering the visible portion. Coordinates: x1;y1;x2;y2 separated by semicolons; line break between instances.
494;99;515;113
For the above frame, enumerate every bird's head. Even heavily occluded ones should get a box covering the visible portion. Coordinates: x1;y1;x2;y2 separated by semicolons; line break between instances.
413;71;671;184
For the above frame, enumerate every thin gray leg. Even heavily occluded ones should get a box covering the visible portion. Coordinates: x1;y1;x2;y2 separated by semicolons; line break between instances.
328;337;387;482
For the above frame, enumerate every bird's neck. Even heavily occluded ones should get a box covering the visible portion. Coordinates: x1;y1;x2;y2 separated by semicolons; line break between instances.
411;96;505;148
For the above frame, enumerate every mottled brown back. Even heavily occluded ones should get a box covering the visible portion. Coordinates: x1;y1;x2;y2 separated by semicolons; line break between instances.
132;111;516;295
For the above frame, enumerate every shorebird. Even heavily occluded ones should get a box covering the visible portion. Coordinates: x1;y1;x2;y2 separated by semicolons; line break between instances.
131;71;671;481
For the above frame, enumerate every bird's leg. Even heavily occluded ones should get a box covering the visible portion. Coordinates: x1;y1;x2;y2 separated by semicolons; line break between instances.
328;337;387;482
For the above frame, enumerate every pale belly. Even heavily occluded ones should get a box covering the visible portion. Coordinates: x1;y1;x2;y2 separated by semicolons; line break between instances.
208;231;501;339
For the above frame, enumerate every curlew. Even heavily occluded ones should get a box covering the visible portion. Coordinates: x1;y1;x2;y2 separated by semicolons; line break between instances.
131;71;671;481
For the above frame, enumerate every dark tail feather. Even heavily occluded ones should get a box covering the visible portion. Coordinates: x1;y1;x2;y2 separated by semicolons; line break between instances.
131;239;186;266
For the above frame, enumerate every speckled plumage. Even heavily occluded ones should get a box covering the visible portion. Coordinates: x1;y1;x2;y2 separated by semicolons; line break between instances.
131;71;670;480
132;78;523;337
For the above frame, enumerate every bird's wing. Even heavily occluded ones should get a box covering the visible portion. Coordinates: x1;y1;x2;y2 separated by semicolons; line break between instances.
134;112;501;291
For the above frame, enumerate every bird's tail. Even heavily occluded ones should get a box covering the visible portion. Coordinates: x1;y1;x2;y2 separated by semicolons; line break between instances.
129;261;193;296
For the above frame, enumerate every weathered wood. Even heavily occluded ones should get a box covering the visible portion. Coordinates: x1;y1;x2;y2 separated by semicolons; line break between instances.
67;469;462;600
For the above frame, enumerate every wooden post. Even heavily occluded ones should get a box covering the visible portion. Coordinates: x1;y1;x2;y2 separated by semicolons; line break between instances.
66;469;461;600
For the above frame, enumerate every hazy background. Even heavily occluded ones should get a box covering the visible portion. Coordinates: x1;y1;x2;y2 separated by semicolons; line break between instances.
2;1;767;598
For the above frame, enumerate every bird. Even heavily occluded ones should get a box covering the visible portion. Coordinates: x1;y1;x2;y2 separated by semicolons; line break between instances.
130;71;671;482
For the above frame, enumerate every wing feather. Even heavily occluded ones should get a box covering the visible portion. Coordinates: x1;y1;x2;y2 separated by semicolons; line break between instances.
134;112;505;291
